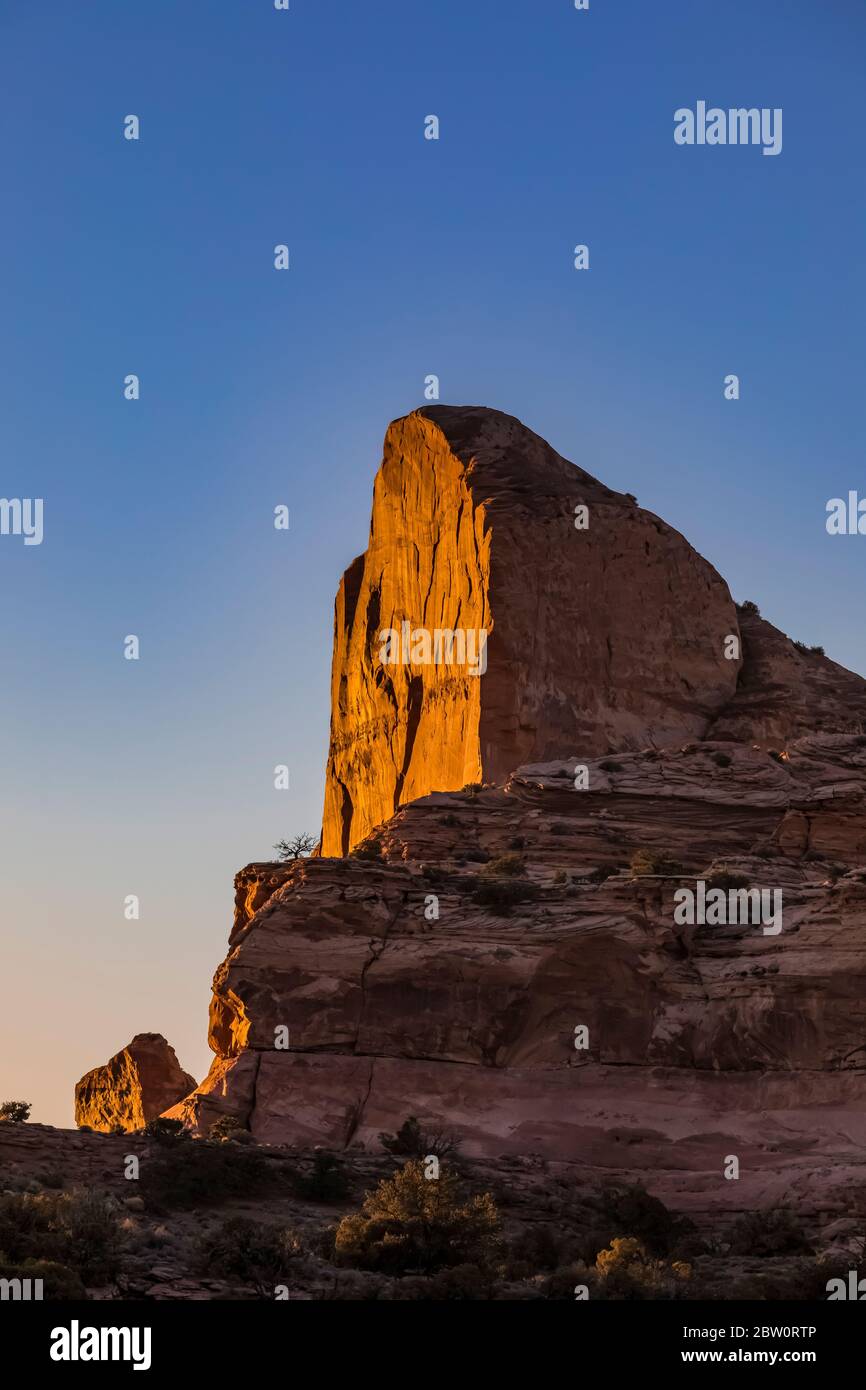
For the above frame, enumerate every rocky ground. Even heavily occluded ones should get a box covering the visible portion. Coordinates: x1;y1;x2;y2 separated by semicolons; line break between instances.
0;1121;862;1301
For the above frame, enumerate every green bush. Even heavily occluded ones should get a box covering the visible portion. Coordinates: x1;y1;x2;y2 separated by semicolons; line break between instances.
334;1161;500;1274
0;1101;31;1124
194;1217;304;1288
595;1237;691;1300
400;1263;495;1300
350;837;383;861
378;1116;457;1162
0;1190;123;1283
471;879;540;913
208;1115;247;1142
142;1117;185;1141
703;865;750;891
482;853;526;878
630;849;684;879
507;1222;564;1274
0;1259;87;1300
140;1136;279;1211
292;1151;350;1202
597;1185;692;1257
727;1208;813;1258
712;751;732;768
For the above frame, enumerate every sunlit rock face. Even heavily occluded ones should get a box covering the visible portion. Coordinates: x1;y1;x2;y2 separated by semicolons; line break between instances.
321;405;741;856
74;1033;196;1133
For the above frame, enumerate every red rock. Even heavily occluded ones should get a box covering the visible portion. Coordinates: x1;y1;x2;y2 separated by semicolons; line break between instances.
173;407;866;1221
322;406;741;855
74;1033;196;1133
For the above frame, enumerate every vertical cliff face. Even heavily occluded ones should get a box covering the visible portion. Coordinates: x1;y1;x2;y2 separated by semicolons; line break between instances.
322;405;741;855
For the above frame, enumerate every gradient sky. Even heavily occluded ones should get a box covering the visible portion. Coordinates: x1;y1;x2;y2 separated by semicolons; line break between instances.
1;0;864;1126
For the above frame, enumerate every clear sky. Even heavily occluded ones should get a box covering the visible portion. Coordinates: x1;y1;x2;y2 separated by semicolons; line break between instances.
1;0;863;1126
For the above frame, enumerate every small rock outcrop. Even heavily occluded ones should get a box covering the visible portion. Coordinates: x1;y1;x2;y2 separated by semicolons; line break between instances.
74;1033;196;1133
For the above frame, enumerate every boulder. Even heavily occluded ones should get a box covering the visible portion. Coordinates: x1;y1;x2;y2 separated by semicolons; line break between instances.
74;1033;196;1133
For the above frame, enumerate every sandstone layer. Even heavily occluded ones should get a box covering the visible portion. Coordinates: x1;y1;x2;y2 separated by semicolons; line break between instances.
74;1033;196;1134
174;730;866;1219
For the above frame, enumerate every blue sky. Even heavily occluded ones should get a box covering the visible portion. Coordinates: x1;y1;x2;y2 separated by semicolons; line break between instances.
1;0;863;1124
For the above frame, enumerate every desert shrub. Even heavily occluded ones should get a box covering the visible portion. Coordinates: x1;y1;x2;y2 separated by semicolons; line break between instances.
334;1160;500;1274
350;836;383;860
461;783;484;795
441;813;458;827
292;1150;350;1202
399;1263;495;1300
471;879;540;913
727;1208;813;1258
703;865;750;891
482;853;526;878
195;1216;303;1288
142;1117;185;1141
463;846;490;863
0;1190;123;1283
379;1116;457;1162
712;751;732;768
738;600;760;616
542;1261;598;1299
553;870;567;886
37;1169;66;1191
209;1115;246;1142
630;849;684;880
273;832;316;861
0;1259;87;1300
508;836;525;851
140;1136;278;1210
597;1185;690;1256
507;1222;565;1274
599;760;623;773
810;645;825;657
594;1237;691;1300
768;749;785;763
0;1101;31;1124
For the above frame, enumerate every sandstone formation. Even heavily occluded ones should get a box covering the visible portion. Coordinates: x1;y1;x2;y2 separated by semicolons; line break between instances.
74;1033;196;1133
172;405;866;1224
322;406;742;856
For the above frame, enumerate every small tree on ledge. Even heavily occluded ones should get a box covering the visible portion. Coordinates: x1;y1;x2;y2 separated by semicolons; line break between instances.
273;833;317;862
0;1101;31;1123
